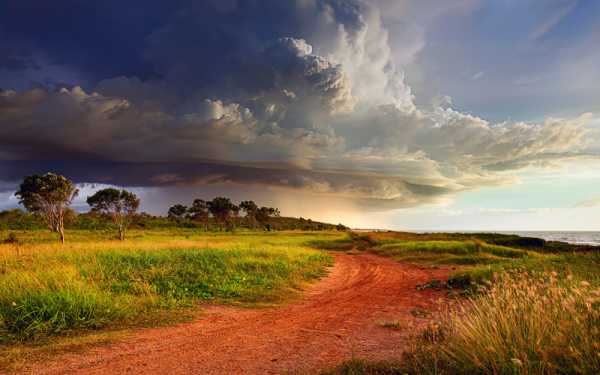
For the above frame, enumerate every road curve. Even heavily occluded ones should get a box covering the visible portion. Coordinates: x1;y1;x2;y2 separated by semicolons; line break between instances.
28;253;449;374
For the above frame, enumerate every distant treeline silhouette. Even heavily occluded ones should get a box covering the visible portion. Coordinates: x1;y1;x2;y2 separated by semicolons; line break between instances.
167;197;280;232
2;173;347;242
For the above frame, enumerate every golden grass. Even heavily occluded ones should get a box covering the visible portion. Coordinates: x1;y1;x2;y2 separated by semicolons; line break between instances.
396;271;600;375
0;230;340;343
0;230;346;372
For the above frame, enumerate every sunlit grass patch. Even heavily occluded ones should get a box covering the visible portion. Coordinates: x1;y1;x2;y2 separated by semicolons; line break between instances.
403;271;600;374
0;266;131;341
328;271;600;375
0;230;336;342
344;234;599;290
436;272;600;373
316;233;600;374
374;240;528;259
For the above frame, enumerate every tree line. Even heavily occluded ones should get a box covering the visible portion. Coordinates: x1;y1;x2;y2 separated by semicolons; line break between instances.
8;173;328;243
14;173;140;243
167;198;280;232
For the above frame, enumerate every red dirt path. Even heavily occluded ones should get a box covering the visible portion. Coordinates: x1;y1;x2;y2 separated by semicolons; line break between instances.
28;253;449;374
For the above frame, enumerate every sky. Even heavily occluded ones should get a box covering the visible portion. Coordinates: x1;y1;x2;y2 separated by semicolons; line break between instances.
1;0;600;230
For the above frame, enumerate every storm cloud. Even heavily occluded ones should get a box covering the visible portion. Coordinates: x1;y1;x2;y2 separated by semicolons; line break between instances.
0;0;595;212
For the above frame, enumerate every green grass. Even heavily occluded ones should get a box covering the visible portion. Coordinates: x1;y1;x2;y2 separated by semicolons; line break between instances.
448;251;600;290
373;240;528;262
3;229;599;374
324;232;600;375
341;234;600;290
328;272;600;375
0;230;338;342
428;272;600;374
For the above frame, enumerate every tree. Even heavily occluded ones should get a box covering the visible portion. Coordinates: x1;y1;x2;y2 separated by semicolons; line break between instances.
167;204;188;223
231;204;240;231
207;197;237;231
336;223;348;231
256;206;280;229
15;173;79;243
86;188;140;240
239;200;258;229
188;199;209;230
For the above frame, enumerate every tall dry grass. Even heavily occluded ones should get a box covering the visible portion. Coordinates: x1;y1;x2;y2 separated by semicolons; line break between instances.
405;271;600;374
329;271;600;375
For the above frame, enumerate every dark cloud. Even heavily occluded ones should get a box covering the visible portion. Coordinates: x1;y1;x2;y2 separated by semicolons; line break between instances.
0;0;595;211
0;47;39;71
0;159;453;211
0;1;177;84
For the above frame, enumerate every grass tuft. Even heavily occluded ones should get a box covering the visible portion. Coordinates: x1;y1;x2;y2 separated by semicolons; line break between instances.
377;320;405;330
431;271;600;374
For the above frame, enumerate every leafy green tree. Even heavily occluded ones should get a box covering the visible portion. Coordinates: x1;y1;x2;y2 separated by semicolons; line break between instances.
188;199;209;230
336;223;348;231
167;204;188;223
0;208;43;230
231;204;240;231
256;206;280;229
14;173;79;243
86;188;140;240
207;197;237;231
239;200;258;229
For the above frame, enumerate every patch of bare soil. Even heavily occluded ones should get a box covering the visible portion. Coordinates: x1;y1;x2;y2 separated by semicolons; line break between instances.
25;253;449;374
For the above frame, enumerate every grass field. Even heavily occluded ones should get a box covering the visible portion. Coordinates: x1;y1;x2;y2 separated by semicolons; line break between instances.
328;272;600;375
325;232;600;374
2;229;598;374
327;232;600;289
0;229;340;343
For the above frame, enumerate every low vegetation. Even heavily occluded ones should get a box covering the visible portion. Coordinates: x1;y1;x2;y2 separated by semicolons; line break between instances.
0;230;336;342
378;320;405;330
1;214;598;374
426;272;600;374
325;232;600;374
328;272;600;375
332;232;600;289
0;208;344;233
3;173;348;244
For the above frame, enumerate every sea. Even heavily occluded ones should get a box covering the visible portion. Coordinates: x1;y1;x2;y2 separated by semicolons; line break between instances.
498;231;600;246
357;229;600;246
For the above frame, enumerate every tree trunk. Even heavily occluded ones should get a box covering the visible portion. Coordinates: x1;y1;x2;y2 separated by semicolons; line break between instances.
59;225;65;244
119;227;125;241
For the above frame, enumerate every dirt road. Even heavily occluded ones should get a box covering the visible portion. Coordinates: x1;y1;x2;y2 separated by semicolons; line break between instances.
28;253;449;374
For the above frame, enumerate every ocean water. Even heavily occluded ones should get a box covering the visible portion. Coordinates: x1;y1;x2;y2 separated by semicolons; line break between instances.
499;231;600;246
409;230;600;246
370;229;600;246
